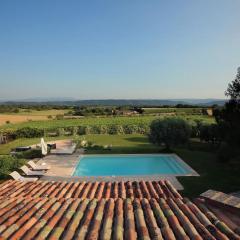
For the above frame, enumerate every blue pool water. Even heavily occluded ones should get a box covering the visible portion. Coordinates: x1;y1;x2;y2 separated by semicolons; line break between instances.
73;154;190;176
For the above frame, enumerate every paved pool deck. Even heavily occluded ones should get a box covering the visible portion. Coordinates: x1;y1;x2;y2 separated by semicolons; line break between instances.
37;151;199;190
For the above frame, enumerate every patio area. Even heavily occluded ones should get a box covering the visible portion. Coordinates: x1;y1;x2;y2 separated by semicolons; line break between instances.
37;151;184;190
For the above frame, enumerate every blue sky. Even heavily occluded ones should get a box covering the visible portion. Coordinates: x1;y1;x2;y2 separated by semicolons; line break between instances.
0;0;240;100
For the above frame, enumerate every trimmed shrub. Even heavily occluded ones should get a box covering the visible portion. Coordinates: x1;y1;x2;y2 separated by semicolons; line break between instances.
108;125;117;135
123;125;133;134
92;126;101;134
116;125;124;135
15;127;44;138
0;155;26;179
57;128;65;136
85;126;93;135
99;125;108;134
72;126;79;136
78;126;86;135
15;148;43;159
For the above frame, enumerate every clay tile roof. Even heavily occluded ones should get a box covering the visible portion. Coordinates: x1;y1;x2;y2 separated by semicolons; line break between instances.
0;180;239;240
0;180;181;200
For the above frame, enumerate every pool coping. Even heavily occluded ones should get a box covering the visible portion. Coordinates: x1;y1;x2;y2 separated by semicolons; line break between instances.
71;153;199;178
40;153;199;190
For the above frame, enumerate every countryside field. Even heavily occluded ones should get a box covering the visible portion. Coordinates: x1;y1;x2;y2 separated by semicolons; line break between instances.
0;109;68;126
0;114;214;130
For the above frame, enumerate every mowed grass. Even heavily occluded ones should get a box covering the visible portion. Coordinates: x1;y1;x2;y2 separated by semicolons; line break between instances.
0;136;75;155
0;114;214;130
0;109;69;126
0;134;239;198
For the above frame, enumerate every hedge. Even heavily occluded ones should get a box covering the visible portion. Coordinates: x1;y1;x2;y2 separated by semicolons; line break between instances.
0;155;26;179
14;148;43;159
0;121;212;139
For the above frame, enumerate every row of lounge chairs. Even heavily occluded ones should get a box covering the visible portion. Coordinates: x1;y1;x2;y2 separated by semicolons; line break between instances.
9;160;50;181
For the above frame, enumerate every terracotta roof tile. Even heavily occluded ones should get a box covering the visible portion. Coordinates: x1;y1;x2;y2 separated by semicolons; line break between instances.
0;180;240;240
0;180;181;199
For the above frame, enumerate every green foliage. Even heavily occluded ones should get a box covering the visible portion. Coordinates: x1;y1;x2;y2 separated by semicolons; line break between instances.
115;125;125;135
225;67;240;99
72;126;79;136
108;125;118;135
1;115;214;131
85;126;93;135
213;67;240;162
0;114;214;140
55;114;64;120
149;118;191;150
15;127;44;138
15;148;43;159
0;155;26;179
99;125;108;134
78;126;86;135
199;123;224;146
57;128;65;136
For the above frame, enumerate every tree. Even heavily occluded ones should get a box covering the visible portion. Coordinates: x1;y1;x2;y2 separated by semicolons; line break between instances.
148;118;191;150
214;67;240;162
199;123;224;147
225;67;240;99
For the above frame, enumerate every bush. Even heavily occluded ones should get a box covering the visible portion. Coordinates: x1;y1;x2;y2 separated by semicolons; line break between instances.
123;125;133;134
72;126;79;136
99;125;108;134
92;126;101;134
108;125;117;135
15;148;43;159
85;126;93;135
149;118;191;150
78;126;86;135
0;155;26;179
199;123;224;146
116;125;124;135
86;144;104;150
57;128;65;136
56;114;64;120
15;127;44;138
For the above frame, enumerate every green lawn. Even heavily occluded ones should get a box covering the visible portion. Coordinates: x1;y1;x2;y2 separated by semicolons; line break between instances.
0;134;239;198
0;136;73;155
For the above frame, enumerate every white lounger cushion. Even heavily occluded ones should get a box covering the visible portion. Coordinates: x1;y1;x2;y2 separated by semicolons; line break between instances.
20;165;45;176
10;171;38;181
28;160;50;170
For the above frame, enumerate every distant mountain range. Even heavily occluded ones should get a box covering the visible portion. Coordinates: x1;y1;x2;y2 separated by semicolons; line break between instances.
0;98;227;106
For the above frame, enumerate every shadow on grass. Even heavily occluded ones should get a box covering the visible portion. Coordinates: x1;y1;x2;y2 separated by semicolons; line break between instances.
86;146;160;154
124;136;149;143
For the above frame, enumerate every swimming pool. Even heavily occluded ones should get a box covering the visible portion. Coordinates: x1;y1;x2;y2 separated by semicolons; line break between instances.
72;154;196;176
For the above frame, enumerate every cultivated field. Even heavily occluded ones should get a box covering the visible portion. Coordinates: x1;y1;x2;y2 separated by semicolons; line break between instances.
142;107;206;114
0;114;214;130
0;109;68;126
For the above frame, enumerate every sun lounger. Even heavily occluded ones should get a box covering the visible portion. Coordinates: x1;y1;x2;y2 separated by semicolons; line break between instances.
20;165;45;176
27;160;50;171
9;171;38;181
